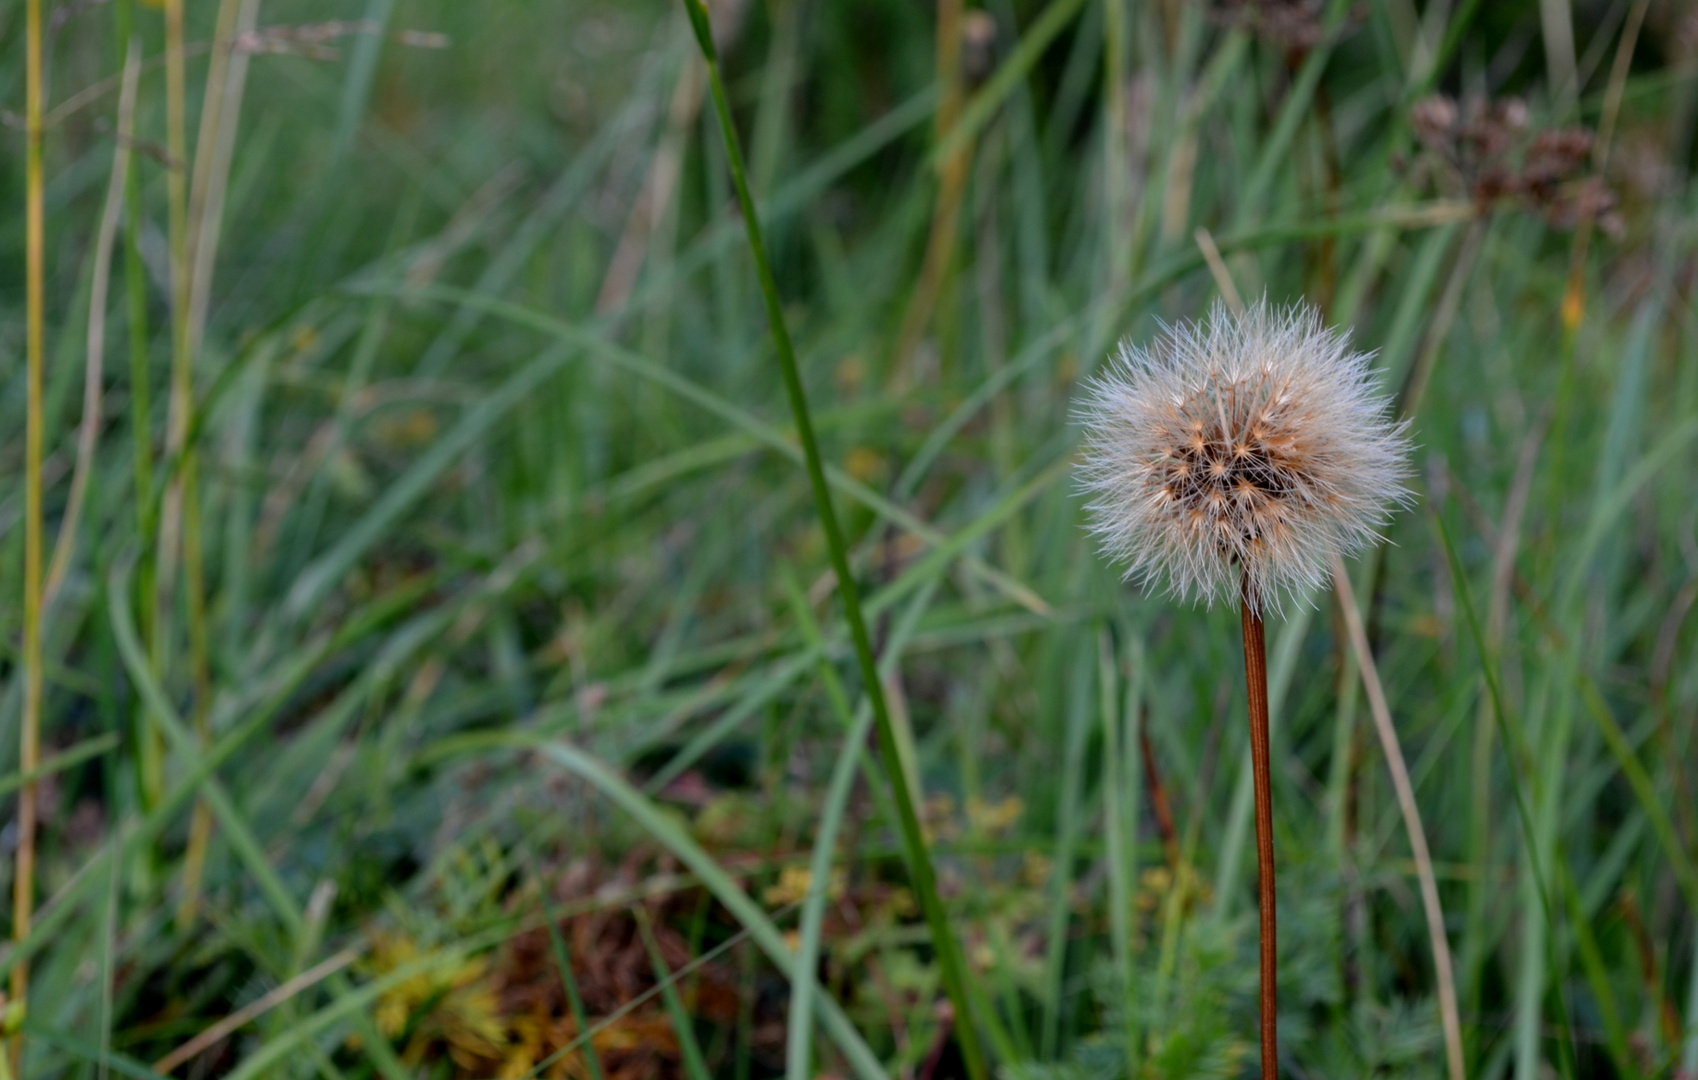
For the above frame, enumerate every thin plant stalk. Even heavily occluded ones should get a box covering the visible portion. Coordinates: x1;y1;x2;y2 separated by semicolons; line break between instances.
177;0;261;927
150;950;358;1075
1102;0;1130;286
173;0;238;929
145;0;194;813
1085;0;1131;360
1434;509;1580;1080
175;484;215;927
532;879;606;1080
890;0;968;382
1239;573;1277;1080
678;3;988;1078
14;0;46;1070
1333;555;1465;1080
1099;629;1141;1074
45;41;142;611
635;905;724;1080
116;0;158;765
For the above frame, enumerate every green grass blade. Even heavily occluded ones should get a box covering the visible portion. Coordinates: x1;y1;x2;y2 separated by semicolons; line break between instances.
524;864;606;1080
681;13;992;1067
1040;639;1093;1060
108;557;305;936
538;740;888;1080
347;283;1053;616
635;907;715;1080
333;0;395;158
1433;507;1578;1080
783;571;942;1080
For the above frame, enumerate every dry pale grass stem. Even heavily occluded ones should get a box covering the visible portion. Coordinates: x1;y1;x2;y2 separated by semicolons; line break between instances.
1333;554;1466;1080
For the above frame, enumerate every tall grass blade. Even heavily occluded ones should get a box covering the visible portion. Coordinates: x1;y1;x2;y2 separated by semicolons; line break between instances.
14;0;47;1068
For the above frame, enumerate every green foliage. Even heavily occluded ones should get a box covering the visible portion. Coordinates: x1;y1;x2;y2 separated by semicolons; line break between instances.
1;0;1696;1076
1309;999;1444;1080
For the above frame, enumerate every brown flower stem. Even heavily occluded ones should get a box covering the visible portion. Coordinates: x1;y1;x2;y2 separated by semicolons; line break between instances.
1139;726;1180;869
1240;572;1277;1080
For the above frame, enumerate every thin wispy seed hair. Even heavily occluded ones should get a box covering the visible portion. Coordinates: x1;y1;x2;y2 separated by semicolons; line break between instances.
1078;299;1413;613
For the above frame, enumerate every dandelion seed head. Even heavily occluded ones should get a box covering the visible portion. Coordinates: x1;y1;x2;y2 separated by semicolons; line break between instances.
1076;299;1414;613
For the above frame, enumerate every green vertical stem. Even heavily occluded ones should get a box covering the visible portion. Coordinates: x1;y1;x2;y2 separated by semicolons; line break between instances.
148;0;191;815
15;0;46;1071
176;0;260;925
1681;930;1698;1075
634;907;714;1080
1099;628;1141;1075
1041;641;1094;1060
175;452;215;928
1434;509;1579;1080
334;0;396;158
528;856;605;1080
782;570;942;1080
1092;0;1130;357
678;4;988;1078
1324;550;1375;864
1323;548;1369;1016
1461;650;1494;1060
117;0;154;643
1541;288;1585;585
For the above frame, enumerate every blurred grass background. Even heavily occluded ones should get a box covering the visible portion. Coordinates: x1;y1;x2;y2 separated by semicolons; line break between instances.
2;0;1698;1076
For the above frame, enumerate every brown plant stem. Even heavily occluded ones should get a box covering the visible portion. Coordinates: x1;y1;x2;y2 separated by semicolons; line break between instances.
1139;726;1180;869
1240;572;1277;1080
